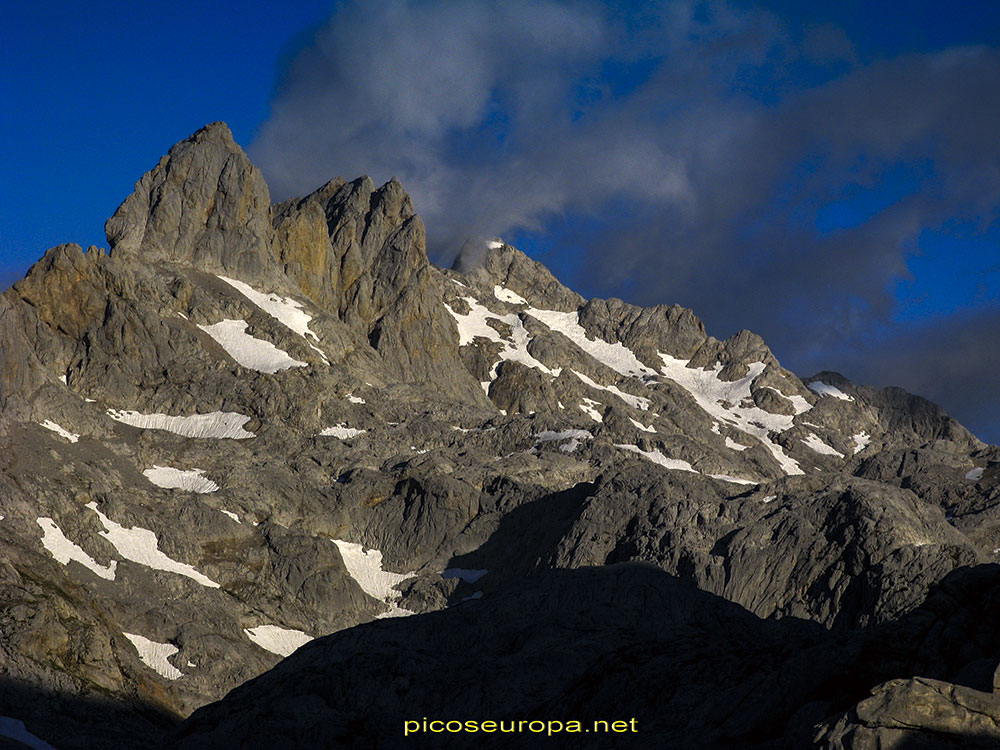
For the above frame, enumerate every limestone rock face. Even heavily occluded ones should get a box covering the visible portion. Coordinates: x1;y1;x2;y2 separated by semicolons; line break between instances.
1;122;998;749
274;176;483;399
817;677;1000;749
105;122;274;279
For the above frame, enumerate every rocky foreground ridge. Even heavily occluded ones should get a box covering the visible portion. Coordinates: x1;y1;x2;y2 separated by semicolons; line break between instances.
0;123;998;749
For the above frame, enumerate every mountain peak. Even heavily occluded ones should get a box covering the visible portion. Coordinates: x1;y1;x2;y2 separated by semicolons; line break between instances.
104;122;274;278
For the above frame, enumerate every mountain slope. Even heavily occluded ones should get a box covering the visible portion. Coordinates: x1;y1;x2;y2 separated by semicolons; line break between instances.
0;123;996;749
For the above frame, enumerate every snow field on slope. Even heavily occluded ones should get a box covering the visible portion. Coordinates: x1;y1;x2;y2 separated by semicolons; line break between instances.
802;433;845;458
579;398;603;422
143;466;219;493
525;308;657;378
218;276;329;363
449;288;809;476
36;518;117;580
445;296;560;384
39;420;79;443
319;424;367;439
573;370;651;410
759;385;812;414
630;418;656;433
614;444;697;473
808;381;854;401
852;432;871;454
86;502;219;587
657;353;804;475
615;445;758;485
535;429;592;453
198;319;307;373
243;625;314;657
107;410;255;439
331;540;416;604
494;285;527;305
123;632;183;680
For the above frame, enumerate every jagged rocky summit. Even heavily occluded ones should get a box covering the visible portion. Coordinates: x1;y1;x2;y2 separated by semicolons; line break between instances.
0;122;997;749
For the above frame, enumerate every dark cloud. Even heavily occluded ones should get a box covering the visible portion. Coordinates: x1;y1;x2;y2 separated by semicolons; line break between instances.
251;0;1000;443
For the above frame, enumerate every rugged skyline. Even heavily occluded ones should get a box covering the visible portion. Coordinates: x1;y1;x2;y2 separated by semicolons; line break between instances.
0;121;996;748
4;1;998;442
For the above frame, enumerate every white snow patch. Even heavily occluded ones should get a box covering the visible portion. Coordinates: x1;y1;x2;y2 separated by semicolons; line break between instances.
572;370;650;410
444;296;560;385
143;466;219;494
243;625;313;657
760;385;812;414
808;381;854;401
37;518;117;580
802;433;844;458
58;374;67;385
493;285;527;305
526;308;656;377
346;394;366;404
657;353;804;475
218;276;328;363
762;495;777;504
107;410;255;439
630;418;656;433
708;474;758;485
442;568;488;583
331;539;416;605
86;502;219;588
198;319;307;373
177;312;188;320
711;422;721;434
852;431;871;454
725;437;748;451
123;632;183;680
220;509;240;523
535;429;592;453
39;420;79;443
615;444;697;473
579;398;603;422
966;467;985;481
0;717;57;750
616;445;756;485
319;424;367;439
218;277;317;341
375;605;415;618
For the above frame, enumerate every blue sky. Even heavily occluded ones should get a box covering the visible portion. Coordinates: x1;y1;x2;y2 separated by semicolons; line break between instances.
3;1;999;443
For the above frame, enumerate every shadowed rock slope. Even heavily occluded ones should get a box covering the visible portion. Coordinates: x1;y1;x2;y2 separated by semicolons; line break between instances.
0;123;997;749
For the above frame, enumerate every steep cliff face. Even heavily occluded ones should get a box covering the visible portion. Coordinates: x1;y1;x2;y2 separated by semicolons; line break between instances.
275;175;482;397
105;122;275;279
0;123;997;750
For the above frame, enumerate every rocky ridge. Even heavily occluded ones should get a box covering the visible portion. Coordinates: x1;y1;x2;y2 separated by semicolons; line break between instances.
0;123;997;749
